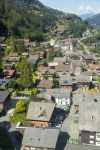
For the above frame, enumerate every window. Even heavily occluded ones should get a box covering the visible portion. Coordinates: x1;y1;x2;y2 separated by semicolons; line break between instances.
89;141;94;144
90;135;94;139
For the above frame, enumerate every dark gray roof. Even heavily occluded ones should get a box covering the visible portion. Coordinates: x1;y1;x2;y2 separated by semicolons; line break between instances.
3;63;14;68
26;102;55;121
49;89;71;99
75;76;92;83
83;54;93;60
73;92;100;106
0;91;10;103
60;76;73;86
53;57;66;63
60;75;91;86
79;93;100;132
22;127;59;149
72;60;85;67
41;69;55;75
65;144;100;150
0;79;9;88
8;57;20;62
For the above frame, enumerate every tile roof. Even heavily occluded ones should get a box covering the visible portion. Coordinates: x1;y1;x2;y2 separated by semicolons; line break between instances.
88;64;100;70
9;52;19;57
3;69;15;76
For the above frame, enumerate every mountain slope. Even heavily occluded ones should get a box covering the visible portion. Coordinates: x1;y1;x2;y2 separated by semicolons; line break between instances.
86;13;100;28
79;13;95;20
0;0;89;40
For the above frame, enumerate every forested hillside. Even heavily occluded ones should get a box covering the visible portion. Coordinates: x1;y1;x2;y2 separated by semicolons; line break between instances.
0;0;89;41
86;13;100;29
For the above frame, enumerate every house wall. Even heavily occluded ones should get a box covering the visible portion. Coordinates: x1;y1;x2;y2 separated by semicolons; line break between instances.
55;98;70;106
60;86;72;91
30;121;49;127
81;131;100;146
0;103;3;112
0;95;10;112
21;146;53;150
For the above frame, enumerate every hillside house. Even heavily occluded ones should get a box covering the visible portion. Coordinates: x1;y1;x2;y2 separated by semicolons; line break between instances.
0;91;10;113
26;102;55;127
22;127;59;150
79;93;100;146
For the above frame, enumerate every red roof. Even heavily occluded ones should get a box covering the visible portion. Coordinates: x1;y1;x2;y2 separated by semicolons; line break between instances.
9;52;19;57
88;64;100;70
3;69;15;77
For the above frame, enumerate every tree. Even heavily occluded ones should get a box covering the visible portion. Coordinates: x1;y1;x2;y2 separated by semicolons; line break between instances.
31;88;38;95
8;79;16;89
15;99;27;113
6;36;17;51
16;41;26;53
17;59;33;89
53;78;59;88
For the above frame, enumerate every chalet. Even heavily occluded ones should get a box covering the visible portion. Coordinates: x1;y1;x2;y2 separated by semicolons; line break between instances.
3;69;15;78
55;63;70;77
72;90;84;112
40;68;55;80
22;127;59;150
23;39;30;47
61;43;70;51
3;63;14;70
26;102;55;127
0;37;6;50
28;52;39;65
88;64;100;71
0;79;9;89
0;91;10;113
59;75;73;91
81;71;93;77
0;43;6;50
39;51;45;60
8;52;20;63
75;75;92;87
37;66;48;72
91;42;100;48
60;75;92;91
53;57;66;63
38;88;71;106
65;144;100;150
71;60;85;76
79;93;100;146
83;55;93;64
49;62;58;69
47;89;71;106
37;80;53;90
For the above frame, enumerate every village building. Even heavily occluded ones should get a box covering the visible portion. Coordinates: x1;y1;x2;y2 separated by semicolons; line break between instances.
8;52;20;63
37;80;53;90
22;127;59;150
0;91;10;113
79;93;100;146
0;79;9;89
26;102;55;127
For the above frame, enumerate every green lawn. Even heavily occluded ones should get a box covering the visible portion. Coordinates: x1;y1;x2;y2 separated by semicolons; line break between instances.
0;127;14;150
9;112;31;126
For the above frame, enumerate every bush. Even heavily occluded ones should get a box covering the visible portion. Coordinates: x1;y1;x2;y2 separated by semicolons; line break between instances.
15;99;27;113
10;112;31;126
